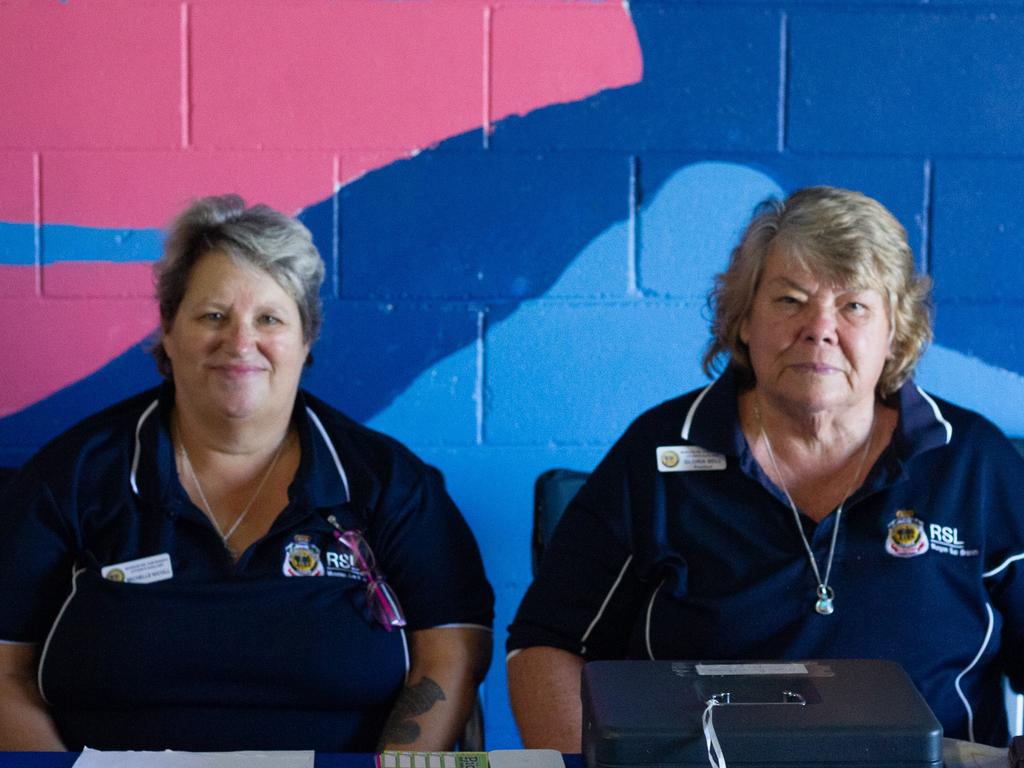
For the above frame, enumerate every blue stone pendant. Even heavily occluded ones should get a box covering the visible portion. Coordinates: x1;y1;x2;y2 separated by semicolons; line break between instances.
815;585;835;615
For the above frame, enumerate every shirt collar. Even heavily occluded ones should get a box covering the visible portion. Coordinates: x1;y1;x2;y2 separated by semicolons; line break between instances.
680;367;953;464
130;384;353;510
678;367;749;457
292;389;351;508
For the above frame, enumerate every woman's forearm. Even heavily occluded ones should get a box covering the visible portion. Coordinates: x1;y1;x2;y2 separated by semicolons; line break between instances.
377;627;491;751
0;643;65;750
507;646;585;752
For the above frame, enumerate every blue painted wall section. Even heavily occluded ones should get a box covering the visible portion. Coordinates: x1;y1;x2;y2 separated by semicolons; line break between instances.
4;0;1024;747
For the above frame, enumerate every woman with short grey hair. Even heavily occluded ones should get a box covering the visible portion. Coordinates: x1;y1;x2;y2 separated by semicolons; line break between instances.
152;194;324;376
0;195;494;753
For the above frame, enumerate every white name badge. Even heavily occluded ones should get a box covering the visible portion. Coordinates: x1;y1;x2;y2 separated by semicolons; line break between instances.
101;553;174;584
656;445;727;472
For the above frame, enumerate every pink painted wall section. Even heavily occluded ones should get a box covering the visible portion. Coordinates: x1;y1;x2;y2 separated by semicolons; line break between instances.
0;266;37;300
0;294;158;418
190;2;482;151
0;152;35;222
41;262;157;299
0;1;640;226
490;4;642;122
42;151;336;228
0;2;182;151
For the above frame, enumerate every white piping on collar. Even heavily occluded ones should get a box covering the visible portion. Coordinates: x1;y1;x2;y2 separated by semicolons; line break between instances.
681;382;715;440
306;406;351;503
130;399;161;496
915;386;953;445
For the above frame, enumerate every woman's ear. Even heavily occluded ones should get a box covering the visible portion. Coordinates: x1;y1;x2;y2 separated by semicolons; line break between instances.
739;316;750;346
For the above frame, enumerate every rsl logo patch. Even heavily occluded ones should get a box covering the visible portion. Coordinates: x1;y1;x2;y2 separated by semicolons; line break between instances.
282;534;325;576
885;509;930;558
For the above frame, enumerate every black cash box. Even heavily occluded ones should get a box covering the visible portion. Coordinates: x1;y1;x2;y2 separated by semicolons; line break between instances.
582;660;943;768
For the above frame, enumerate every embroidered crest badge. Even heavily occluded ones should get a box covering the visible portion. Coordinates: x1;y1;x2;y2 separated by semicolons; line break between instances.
885;509;929;558
282;534;325;576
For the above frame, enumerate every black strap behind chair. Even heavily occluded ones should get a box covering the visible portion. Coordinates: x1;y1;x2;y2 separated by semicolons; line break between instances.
532;468;589;575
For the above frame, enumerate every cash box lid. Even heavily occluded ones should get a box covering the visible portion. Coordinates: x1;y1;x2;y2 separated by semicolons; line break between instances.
582;660;942;768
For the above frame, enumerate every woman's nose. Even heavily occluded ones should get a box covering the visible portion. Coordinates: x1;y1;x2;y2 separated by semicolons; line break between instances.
224;321;256;353
803;304;837;343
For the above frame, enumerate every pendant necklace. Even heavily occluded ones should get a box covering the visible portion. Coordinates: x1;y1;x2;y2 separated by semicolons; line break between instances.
754;397;873;616
178;430;287;554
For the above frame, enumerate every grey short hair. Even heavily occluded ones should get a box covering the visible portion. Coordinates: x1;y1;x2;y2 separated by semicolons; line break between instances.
703;186;933;398
152;194;325;377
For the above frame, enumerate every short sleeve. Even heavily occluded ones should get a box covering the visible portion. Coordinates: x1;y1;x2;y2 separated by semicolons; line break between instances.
506;424;648;660
0;463;78;642
369;456;494;631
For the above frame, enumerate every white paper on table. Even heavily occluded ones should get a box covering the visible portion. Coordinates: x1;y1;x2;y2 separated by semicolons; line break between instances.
72;748;314;768
488;750;564;768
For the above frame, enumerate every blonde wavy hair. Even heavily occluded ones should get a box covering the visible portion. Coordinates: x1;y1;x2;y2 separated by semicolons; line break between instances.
703;186;932;398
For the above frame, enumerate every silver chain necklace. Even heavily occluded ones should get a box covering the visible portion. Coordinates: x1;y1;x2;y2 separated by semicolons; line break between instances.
753;397;873;616
178;431;287;553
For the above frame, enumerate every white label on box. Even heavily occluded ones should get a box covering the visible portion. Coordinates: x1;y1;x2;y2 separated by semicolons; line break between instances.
696;663;808;676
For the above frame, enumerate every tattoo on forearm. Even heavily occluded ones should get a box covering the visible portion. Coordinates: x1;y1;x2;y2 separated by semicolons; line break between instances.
379;676;448;746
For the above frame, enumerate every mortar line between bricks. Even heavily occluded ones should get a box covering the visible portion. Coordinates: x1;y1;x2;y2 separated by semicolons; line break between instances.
33;151;42;297
180;2;192;149
777;11;788;154
482;6;493;150
627;155;640;297
921;158;933;276
475;309;487;445
333;154;341;299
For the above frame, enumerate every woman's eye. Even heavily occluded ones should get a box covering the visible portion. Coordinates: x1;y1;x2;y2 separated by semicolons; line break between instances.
203;312;224;322
260;314;281;325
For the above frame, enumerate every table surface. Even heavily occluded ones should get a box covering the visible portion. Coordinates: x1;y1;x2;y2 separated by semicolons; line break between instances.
1;747;1011;768
0;756;587;768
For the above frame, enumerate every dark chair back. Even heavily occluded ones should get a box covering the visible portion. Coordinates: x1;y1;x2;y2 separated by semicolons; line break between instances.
532;468;588;575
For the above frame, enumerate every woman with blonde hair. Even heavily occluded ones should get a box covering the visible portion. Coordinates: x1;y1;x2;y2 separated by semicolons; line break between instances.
508;186;1024;749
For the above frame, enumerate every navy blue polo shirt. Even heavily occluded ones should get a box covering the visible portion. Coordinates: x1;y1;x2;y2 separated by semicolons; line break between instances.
508;369;1024;746
0;383;493;751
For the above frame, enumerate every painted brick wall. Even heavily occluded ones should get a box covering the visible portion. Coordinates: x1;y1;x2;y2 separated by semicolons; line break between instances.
2;0;1023;748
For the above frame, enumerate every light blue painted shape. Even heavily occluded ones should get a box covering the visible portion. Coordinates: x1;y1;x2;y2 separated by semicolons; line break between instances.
42;223;162;264
543;213;630;298
639;162;784;297
0;221;35;265
366;338;479;444
916;344;1024;437
485;298;710;445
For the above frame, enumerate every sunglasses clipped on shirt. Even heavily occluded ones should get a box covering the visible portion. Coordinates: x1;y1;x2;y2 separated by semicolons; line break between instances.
326;514;407;632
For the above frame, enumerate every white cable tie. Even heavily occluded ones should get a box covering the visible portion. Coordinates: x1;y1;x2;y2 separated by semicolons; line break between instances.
702;699;727;768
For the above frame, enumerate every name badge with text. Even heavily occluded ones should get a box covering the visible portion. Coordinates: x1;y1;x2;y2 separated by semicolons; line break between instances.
656;445;727;472
101;553;174;584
